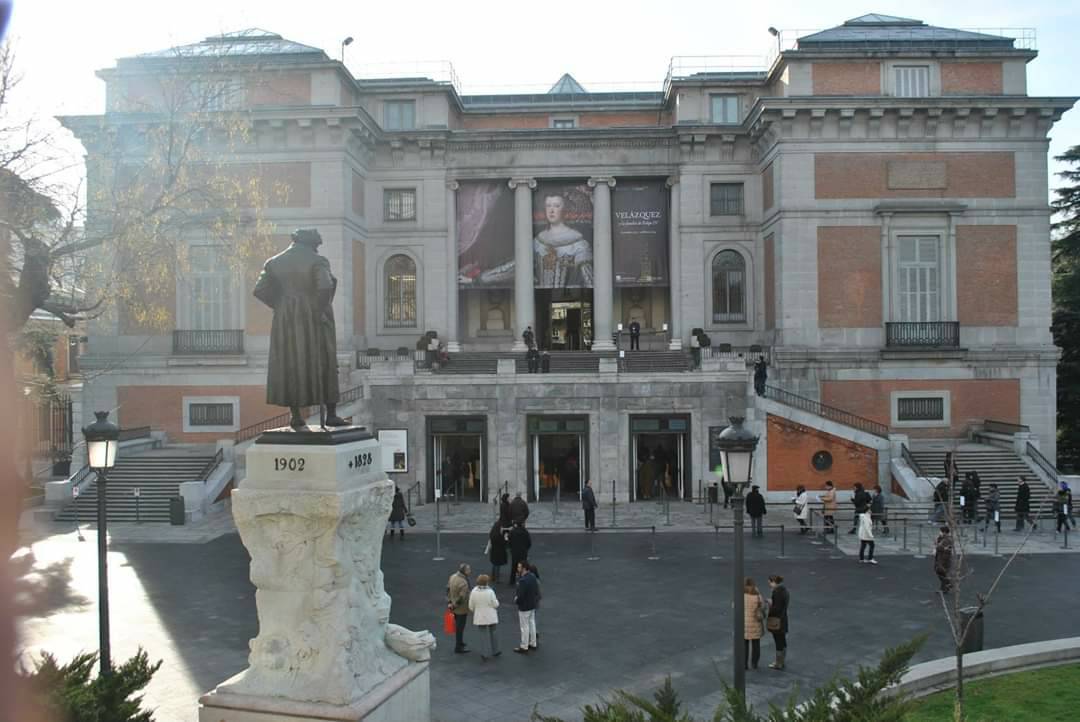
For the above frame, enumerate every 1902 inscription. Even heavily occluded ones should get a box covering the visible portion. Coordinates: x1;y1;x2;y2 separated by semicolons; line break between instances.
274;457;306;472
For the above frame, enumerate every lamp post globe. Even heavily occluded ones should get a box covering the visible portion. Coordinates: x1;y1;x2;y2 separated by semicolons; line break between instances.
82;410;119;675
715;416;759;696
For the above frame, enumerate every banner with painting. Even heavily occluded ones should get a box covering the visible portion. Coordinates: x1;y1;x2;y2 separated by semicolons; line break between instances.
532;181;594;288
457;180;515;288
612;180;669;286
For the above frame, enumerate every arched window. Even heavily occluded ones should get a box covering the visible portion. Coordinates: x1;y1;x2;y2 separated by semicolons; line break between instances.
384;254;417;327
712;250;746;323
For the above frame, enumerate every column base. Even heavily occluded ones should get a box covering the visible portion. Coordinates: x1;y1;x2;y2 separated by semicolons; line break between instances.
445;341;461;353
591;339;616;352
668;339;683;350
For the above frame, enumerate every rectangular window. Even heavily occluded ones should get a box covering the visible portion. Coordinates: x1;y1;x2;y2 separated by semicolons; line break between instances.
384;100;416;130
189;246;231;330
188;402;234;427
191;78;244;111
710;94;739;124
894;66;930;97
897;396;945;422
552;118;575;129
897;236;940;322
709;183;744;216
383;189;417;221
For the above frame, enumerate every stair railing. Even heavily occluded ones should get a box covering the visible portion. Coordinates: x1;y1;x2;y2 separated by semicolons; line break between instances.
1026;442;1060;489
900;443;925;478
763;385;890;438
198;448;225;481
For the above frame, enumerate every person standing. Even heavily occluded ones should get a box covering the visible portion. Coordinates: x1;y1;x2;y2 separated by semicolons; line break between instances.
1062;482;1076;529
792;485;809;535
934;527;953;593
581;478;598;531
510;492;530;526
857;508;877;564
488;520;508;583
523;325;535;350
446;563;472;654
745;485;767;537
1014;478;1035;531
743;577;766;670
820;481;837;534
387;486;408;539
766;575;789;670
689;330;701;370
932;480;949;524
468;574;501;661
960;473;976;524
498;492;512;530
983;484;1001;533
1054;489;1070;533
629;319;641;351
513;562;540;653
848;482;871;534
721;478;734;509
753;357;768;397
508;521;532;586
870;485;888;535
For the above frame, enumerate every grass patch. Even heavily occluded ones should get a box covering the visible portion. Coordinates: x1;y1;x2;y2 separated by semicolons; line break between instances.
907;663;1080;721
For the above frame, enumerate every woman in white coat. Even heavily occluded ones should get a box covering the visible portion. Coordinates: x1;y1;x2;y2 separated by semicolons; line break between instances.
857;509;877;564
792;485;810;534
468;574;501;660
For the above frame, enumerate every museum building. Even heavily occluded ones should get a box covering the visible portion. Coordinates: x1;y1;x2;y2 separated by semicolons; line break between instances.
63;14;1075;506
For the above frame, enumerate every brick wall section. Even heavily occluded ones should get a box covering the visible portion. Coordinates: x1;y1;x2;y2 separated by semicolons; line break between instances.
352;240;365;337
116;385;278;443
821;379;1021;438
247;71;312;107
817;226;881;328
956;225;1018;326
766;414;878;491
764;233;775;330
941;62;1003;95
811;62;882;95
762;162;774;211
578;111;666;128
461;115;550;130
815;152;1015;199
460;111;667;130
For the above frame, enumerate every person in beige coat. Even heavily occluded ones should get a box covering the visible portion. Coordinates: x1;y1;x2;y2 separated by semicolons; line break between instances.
468;574;501;661
820;480;837;534
743;577;767;670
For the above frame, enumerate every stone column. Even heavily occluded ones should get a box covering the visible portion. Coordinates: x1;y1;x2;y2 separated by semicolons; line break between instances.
666;177;683;349
445;180;461;352
589;176;616;352
510;177;536;352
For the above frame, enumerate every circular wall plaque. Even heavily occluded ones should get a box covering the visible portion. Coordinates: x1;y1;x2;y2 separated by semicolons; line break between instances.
811;450;833;471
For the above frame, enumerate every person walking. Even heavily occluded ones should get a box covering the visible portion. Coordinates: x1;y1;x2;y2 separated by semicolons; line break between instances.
522;325;535;350
1062;482;1076;529
983;484;1001;533
629;319;641;351
508;521;531;586
1014;478;1036;531
468;574;501;661
510;492;530;526
934;527;953;593
960;473;976;524
1054;489;1070;533
387;486;408;539
446;563;472;654
498;492;512;530
857;507;877;564
870;484;889;535
820;481;837;534
513;562;540;653
766;575;789;670
581;478;598;531
487;520;508;583
744;577;766;670
932;479;949;524
848;482;871;534
689;330;701;370
721;479;734;509
746;485;767;537
792;485;809;534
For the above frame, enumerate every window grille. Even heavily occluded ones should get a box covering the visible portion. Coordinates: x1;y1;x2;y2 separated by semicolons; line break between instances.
897;396;945;422
189;402;234;427
712;250;746;323
709;183;744;216
384;189;417;221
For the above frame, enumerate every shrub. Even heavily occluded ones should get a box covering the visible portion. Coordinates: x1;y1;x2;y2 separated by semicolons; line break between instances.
20;649;162;722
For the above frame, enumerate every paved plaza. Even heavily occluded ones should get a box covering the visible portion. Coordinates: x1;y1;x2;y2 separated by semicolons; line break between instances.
13;511;1080;722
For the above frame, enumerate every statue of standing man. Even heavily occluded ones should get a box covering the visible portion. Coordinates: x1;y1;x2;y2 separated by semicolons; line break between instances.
253;228;346;430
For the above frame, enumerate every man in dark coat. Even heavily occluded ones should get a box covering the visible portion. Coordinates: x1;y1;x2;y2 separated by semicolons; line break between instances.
745;484;767;537
848;482;871;534
1014;478;1034;531
628;320;641;351
498;492;512;529
253;228;345;430
581;478;598;531
508;522;531;586
488;521;508;582
753;357;768;396
510;492;529;525
387;486;407;539
513;562;540;653
934;527;953;593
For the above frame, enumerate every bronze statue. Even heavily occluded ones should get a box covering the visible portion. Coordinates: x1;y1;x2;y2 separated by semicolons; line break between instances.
253;228;346;430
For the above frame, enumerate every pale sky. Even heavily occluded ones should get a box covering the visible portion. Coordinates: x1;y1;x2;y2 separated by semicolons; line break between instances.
5;0;1079;194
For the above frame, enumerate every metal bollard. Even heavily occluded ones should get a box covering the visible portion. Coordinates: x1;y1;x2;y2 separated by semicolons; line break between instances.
810;509;823;546
711;524;723;560
553;485;560;521
587;527;599;561
134;487;141;525
914;523;925;559
1063;526;1070;550
648;526;660;560
665;488;672;527
983;523;989;548
778;525;786;559
611;480;618;528
700;478;705;512
901;518;909;552
709;499;715;526
994;526;1002;557
433;498;445;561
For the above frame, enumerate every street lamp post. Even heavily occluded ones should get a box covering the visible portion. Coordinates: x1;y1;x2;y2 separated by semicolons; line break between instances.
715;416;760;697
83;410;119;675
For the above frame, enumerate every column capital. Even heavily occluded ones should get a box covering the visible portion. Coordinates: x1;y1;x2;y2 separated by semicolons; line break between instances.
665;175;680;188
446;179;460;191
587;176;616;189
508;177;536;190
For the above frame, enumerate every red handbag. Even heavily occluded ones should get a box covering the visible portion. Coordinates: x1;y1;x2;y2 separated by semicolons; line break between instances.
443;608;456;635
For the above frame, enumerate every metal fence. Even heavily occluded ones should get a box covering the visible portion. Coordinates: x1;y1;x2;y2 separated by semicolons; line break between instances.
764;384;889;438
172;329;245;355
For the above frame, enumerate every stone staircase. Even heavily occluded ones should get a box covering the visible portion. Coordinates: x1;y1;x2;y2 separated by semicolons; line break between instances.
432;353;498;375
56;454;217;523
907;445;1056;516
514;351;604;374
620;350;691;373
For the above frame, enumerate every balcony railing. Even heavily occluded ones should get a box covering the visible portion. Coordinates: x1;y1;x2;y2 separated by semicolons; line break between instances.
885;322;960;349
172;330;245;355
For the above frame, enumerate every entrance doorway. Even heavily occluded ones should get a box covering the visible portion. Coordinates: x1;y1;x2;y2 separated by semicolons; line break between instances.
535;289;593;350
630;416;691;501
527;415;589;501
426;416;487;502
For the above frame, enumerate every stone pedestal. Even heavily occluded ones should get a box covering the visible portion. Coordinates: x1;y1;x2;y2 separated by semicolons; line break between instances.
199;426;433;722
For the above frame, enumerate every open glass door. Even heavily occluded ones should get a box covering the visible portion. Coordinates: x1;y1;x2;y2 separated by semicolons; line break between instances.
677;436;685;499
532;435;541;501
434;435;443;499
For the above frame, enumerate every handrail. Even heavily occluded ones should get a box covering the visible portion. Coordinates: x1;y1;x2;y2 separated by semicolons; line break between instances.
198;448;225;481
985;419;1030;435
901;443;925;477
233;385;363;444
764;385;890;438
1026;442;1059;488
407;480;422;509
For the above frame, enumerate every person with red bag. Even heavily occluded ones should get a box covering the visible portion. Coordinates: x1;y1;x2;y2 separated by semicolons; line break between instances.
446;563;472;654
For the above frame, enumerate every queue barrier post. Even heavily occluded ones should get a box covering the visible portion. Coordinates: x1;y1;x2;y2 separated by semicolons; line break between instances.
587;527;599;561
901;518;909;552
648;526;660;560
433;497;445;561
778;524;786;559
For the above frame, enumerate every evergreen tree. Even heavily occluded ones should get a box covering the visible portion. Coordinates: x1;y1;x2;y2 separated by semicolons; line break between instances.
1052;146;1080;470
